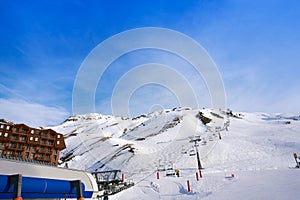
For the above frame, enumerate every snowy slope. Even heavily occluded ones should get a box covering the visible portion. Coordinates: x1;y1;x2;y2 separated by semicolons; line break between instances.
50;109;300;199
52;108;223;172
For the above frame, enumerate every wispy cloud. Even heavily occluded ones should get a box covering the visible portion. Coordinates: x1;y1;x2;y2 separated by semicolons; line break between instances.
0;98;69;127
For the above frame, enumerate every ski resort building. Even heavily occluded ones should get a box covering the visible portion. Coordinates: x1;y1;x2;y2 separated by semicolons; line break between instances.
0;122;65;165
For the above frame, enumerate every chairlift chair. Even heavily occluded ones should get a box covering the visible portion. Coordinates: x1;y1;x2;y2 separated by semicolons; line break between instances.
181;146;187;154
165;163;175;176
189;148;196;156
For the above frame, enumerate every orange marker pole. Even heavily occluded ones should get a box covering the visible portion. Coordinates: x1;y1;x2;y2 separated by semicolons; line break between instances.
199;170;202;178
122;173;125;182
187;180;191;192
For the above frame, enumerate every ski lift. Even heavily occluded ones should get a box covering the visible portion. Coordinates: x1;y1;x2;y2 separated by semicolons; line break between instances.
189;148;196;156
157;159;165;171
165;162;175;176
181;148;187;154
157;165;165;171
195;135;201;140
181;145;188;154
213;133;218;138
215;126;221;131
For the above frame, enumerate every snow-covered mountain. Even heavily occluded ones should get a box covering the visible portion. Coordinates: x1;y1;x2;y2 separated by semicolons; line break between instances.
51;108;300;199
52;108;226;172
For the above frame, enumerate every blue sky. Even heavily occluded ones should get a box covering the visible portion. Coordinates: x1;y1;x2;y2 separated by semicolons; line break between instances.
0;0;299;126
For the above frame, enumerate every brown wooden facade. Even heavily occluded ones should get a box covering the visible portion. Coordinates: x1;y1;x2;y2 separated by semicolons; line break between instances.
0;122;65;165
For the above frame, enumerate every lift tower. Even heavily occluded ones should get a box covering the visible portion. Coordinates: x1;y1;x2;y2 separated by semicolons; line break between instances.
189;136;203;173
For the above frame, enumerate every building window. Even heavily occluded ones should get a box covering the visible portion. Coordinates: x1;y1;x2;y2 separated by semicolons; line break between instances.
57;141;60;145
53;155;57;161
34;137;38;142
0;132;2;136
48;141;54;145
11;135;17;140
54;149;58;154
47;147;51;152
20;136;26;141
22;129;27;133
32;146;36;151
46;154;50;160
30;130;34;134
7;150;13;155
4;133;8;137
6;126;10;130
57;134;61;139
30;153;34;159
0;142;6;148
26;146;30;151
10;143;16;148
16;151;22;156
18;143;23;148
13;128;18;133
38;154;42;158
25;152;29;158
0;124;4;129
29;136;33;141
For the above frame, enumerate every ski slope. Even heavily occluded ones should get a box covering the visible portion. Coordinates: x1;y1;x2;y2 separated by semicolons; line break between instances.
110;169;300;200
51;109;300;199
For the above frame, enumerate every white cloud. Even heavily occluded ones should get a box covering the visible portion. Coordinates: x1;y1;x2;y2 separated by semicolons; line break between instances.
0;98;69;127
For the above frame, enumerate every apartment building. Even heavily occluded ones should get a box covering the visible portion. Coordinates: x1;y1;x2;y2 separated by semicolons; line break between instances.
0;122;66;165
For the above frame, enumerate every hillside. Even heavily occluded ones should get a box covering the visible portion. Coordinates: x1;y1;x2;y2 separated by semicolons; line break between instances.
51;108;300;199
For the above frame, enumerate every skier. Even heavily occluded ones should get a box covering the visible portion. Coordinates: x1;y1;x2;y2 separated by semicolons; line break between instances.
294;153;300;168
175;169;180;177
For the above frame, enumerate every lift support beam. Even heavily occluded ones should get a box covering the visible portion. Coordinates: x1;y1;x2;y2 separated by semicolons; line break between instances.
0;174;89;199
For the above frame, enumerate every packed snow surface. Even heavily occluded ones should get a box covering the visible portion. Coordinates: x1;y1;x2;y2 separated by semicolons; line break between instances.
51;108;300;199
